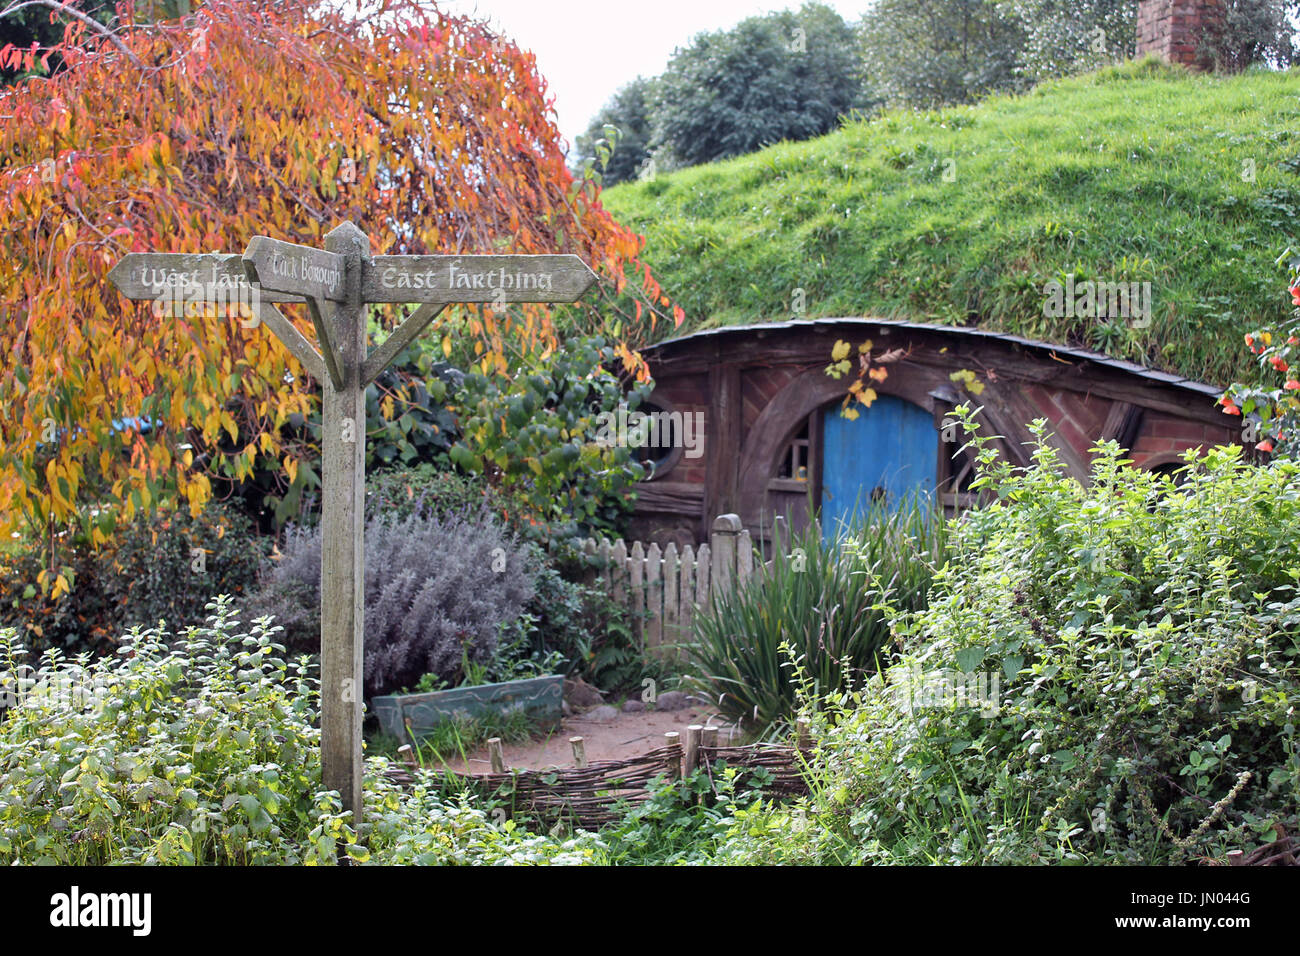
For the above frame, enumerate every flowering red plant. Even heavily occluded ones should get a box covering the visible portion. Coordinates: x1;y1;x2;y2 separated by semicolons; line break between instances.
1219;250;1300;457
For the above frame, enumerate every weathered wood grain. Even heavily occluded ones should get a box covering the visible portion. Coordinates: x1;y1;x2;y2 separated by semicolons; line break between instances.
317;222;368;820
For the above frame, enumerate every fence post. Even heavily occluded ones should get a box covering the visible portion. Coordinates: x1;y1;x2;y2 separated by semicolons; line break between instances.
664;731;681;780
696;541;710;609
710;514;743;596
596;538;612;595
570;736;587;769
771;514;787;570
488;737;506;773
702;725;718;751
684;725;702;775
737;528;754;586
610;539;628;608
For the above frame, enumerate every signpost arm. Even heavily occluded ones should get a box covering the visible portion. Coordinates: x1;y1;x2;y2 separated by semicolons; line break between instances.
306;297;346;391
254;301;328;385
318;221;370;822
360;302;446;387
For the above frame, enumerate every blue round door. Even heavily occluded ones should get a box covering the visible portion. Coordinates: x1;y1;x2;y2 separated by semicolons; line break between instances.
820;395;936;539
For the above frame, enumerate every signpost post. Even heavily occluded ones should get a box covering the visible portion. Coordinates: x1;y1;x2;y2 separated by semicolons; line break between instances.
108;222;597;823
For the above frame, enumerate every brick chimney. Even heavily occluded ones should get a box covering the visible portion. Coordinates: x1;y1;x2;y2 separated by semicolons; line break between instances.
1135;0;1224;68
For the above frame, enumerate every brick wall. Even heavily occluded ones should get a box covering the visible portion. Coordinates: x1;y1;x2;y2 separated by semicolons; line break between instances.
1129;413;1237;469
1022;384;1237;466
1136;0;1224;68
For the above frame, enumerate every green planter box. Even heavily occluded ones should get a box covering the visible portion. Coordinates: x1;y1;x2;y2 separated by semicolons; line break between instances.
371;674;564;744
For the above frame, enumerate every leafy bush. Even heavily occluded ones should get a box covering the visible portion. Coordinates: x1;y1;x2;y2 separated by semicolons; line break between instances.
0;500;267;660
199;341;464;533
726;416;1300;865
860;0;1025;107
1007;0;1136;82
364;463;502;525
687;499;946;730
249;510;536;697
1200;0;1300;73
360;771;601;865
523;562;647;693
572;77;655;187
0;597;600;865
450;336;651;545
596;767;767;865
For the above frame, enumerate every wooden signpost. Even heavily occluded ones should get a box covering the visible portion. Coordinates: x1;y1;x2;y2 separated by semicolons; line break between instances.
108;222;597;823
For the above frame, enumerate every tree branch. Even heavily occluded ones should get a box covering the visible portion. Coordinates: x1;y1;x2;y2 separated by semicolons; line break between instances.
0;0;145;70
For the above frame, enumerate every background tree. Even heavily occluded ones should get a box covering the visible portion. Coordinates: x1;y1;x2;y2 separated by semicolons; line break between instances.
859;0;1025;107
572;76;654;187
1002;0;1136;81
0;0;676;585
1200;0;1300;71
649;2;868;170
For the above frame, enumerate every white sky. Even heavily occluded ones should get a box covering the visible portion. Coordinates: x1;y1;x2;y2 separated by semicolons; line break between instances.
438;0;866;153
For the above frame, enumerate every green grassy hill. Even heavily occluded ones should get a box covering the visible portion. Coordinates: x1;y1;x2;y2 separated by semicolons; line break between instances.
604;58;1300;386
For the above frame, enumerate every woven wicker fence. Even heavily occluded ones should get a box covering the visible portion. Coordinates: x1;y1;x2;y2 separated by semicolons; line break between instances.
386;723;814;831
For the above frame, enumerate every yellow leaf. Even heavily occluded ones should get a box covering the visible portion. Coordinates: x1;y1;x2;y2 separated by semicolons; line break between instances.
857;339;873;354
831;339;851;362
842;407;860;421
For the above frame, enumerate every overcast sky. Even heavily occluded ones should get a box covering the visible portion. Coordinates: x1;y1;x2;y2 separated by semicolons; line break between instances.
438;0;866;153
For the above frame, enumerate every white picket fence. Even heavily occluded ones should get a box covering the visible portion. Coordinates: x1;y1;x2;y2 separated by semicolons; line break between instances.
580;513;769;656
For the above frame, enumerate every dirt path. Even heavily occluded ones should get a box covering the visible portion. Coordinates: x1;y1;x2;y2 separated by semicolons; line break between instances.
431;703;739;774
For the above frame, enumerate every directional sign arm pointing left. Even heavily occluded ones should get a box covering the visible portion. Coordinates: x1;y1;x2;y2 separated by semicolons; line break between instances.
243;236;349;303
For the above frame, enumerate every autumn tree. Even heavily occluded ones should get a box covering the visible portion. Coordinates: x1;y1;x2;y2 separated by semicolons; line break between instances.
0;0;677;590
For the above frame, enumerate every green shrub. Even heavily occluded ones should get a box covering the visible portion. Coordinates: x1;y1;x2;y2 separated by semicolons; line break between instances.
725;414;1300;865
596;767;767;865
206;344;463;532
0;597;601;865
524;562;648;693
0;500;267;660
450;336;651;546
364;463;503;524
686;499;946;730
